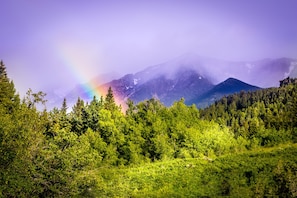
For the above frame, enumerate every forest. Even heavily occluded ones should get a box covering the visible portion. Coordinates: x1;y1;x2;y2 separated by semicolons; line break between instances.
1;60;297;197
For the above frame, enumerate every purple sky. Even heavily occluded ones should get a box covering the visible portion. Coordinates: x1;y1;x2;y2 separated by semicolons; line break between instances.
1;0;297;96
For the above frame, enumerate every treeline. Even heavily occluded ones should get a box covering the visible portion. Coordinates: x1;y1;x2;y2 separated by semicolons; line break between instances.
201;84;297;146
1;60;297;197
0;62;237;196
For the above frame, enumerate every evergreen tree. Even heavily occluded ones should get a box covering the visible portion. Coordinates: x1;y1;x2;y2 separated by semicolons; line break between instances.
104;87;118;112
0;60;7;78
58;98;70;129
0;60;20;113
0;61;47;196
289;85;297;128
0;61;21;172
61;98;68;115
70;98;85;135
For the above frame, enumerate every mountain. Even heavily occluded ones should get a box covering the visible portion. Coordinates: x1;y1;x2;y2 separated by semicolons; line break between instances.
95;55;295;107
170;54;297;88
61;54;297;109
99;67;214;106
186;78;261;108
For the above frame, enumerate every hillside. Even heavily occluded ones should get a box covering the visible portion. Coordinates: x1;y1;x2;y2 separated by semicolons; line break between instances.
87;144;297;197
187;78;261;108
1;60;297;197
201;80;297;141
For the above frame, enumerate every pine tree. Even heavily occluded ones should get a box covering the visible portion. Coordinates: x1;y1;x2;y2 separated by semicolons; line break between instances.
58;98;71;129
0;60;8;79
125;99;136;116
0;60;20;113
61;98;68;115
0;61;45;196
104;87;118;112
289;85;297;127
70;98;85;135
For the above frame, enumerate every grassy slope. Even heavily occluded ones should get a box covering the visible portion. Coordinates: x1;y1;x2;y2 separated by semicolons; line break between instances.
83;144;297;197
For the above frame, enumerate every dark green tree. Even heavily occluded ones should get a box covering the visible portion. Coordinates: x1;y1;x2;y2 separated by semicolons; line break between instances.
69;97;85;135
0;61;48;196
61;98;68;115
0;60;20;113
104;87;118;112
0;61;21;172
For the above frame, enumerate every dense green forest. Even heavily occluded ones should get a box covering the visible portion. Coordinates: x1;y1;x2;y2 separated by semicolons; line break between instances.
1;61;297;197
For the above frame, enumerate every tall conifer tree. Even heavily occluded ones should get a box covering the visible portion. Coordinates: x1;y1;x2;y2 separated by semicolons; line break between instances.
0;60;20;112
104;87;117;111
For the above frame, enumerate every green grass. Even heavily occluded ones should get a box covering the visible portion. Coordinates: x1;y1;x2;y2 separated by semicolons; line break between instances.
82;144;297;197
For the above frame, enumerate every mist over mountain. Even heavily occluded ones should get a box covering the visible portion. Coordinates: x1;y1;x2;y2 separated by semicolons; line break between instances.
45;72;120;109
52;54;297;109
169;54;297;88
102;66;214;106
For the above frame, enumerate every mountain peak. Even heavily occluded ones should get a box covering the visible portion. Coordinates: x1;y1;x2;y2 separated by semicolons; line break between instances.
186;77;261;108
56;55;296;110
107;67;214;106
216;77;260;91
223;77;248;84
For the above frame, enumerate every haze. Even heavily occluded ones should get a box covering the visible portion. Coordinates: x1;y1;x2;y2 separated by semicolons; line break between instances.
1;0;297;96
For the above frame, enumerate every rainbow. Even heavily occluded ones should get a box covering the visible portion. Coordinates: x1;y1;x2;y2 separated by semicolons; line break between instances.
54;43;103;100
52;41;124;107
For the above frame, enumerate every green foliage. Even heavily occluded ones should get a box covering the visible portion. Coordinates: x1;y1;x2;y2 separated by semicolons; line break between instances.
104;86;119;112
32;126;101;197
122;98;238;162
0;91;46;196
89;144;297;197
0;60;20;113
1;61;296;197
201;84;297;145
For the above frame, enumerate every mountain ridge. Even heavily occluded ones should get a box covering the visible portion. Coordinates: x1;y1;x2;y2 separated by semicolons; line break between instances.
53;54;297;109
186;77;261;108
99;66;214;106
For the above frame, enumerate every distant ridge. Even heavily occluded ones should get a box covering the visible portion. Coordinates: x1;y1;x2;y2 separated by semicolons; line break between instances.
187;78;261;108
100;67;214;106
58;54;296;109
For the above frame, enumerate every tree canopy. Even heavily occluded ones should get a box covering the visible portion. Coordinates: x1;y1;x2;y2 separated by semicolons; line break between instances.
0;60;296;197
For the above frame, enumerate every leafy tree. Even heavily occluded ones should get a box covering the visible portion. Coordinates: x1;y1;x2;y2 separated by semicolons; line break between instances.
23;88;47;110
98;108;126;165
32;124;101;197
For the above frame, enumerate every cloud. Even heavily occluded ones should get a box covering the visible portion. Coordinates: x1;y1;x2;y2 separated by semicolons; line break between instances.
1;0;297;96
